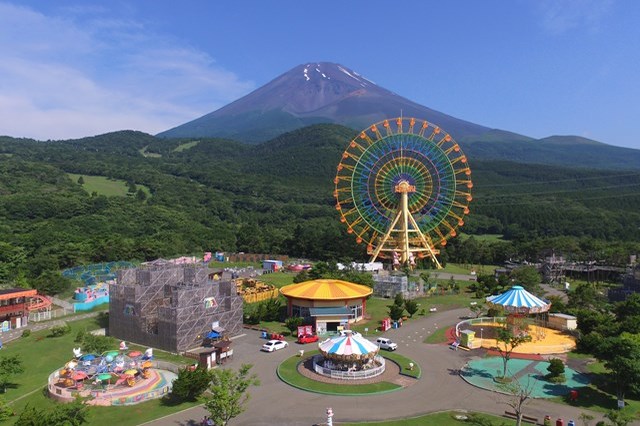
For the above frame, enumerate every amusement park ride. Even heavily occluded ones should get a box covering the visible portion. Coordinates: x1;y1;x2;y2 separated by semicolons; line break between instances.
334;117;472;269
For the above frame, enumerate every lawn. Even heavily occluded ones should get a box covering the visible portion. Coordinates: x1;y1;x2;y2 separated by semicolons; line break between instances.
67;173;151;198
173;141;200;152
342;411;508;425
424;325;450;344
553;354;640;418
0;316;195;425
277;351;409;395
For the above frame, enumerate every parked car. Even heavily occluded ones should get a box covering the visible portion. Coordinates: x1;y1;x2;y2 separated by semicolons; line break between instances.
297;334;319;344
261;340;288;352
375;337;398;351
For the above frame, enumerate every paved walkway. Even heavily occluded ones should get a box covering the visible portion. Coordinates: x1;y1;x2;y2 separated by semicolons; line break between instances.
150;307;623;426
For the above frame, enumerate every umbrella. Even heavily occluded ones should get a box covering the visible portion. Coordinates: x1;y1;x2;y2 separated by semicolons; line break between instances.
206;331;220;339
66;361;78;369
128;351;142;357
72;371;88;381
142;361;153;369
105;350;119;358
79;354;96;361
487;285;551;314
318;331;379;360
98;373;112;381
124;369;138;376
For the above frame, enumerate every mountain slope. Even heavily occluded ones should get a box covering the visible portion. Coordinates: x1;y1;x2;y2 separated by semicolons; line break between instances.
157;62;491;143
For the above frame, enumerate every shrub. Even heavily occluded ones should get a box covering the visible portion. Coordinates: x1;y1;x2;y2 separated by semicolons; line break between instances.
48;324;71;338
547;358;565;378
21;330;30;338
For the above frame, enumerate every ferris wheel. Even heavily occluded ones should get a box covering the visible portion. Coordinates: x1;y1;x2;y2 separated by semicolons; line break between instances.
333;117;472;269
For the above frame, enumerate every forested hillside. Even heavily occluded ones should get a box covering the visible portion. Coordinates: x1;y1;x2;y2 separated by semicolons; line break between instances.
1;125;639;286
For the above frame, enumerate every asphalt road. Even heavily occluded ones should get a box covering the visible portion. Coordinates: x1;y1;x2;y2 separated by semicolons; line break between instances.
148;307;619;426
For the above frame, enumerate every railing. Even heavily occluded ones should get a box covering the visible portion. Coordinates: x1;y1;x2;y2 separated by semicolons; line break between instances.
312;355;385;380
455;317;506;338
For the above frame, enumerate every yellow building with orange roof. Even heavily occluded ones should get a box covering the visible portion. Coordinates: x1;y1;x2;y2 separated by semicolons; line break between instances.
280;279;373;334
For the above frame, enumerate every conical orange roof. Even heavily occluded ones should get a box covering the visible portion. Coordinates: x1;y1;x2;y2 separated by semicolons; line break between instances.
280;279;372;301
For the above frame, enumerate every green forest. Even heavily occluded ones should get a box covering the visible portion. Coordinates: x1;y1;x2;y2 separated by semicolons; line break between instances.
1;124;639;287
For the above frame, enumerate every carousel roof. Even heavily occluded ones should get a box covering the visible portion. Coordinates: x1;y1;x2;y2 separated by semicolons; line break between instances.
318;331;379;357
280;279;372;301
486;285;551;314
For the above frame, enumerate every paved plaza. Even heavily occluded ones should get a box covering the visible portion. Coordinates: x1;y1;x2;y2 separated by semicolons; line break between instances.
147;307;618;426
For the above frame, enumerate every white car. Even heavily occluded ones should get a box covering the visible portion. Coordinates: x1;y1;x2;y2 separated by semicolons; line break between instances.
375;337;398;351
261;339;288;352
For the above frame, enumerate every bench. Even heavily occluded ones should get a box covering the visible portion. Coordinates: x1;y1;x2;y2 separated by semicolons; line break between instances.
503;411;539;424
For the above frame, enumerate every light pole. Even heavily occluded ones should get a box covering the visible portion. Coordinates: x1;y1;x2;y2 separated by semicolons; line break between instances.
480;327;483;346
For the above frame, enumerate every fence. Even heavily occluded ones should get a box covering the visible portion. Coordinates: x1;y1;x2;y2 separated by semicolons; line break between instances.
312;354;386;380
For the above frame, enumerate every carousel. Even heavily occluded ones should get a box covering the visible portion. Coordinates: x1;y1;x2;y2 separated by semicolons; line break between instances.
487;285;551;334
313;331;385;380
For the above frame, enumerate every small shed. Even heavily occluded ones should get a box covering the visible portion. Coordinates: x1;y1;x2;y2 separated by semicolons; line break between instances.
548;313;577;331
197;340;233;369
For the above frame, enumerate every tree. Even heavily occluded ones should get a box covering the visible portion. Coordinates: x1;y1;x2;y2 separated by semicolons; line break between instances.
604;408;635;426
0;355;24;393
470;303;485;318
135;188;147;201
31;271;72;296
493;327;532;379
509;266;541;293
404;299;419;318
388;303;405;322
171;367;212;401
285;317;303;335
499;375;536;426
594;333;640;406
77;176;84;185
204;364;259;426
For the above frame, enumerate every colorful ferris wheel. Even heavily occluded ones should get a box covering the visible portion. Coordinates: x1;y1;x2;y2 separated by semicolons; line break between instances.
334;117;472;269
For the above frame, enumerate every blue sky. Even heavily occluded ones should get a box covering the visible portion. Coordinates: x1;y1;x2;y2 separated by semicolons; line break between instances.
2;0;639;150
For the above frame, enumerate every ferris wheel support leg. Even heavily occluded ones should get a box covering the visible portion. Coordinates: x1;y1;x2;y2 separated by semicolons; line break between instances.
369;210;403;263
407;213;443;269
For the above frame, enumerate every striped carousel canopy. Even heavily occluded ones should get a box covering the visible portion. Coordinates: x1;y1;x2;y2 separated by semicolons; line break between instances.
318;331;379;360
486;285;551;314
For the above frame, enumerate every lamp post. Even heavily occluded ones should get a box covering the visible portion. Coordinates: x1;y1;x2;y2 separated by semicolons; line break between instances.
480;327;483;345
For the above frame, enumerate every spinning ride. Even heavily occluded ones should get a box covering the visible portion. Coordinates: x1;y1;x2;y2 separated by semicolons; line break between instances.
334;117;472;269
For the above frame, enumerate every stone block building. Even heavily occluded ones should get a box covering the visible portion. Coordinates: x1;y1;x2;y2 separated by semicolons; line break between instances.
109;261;243;353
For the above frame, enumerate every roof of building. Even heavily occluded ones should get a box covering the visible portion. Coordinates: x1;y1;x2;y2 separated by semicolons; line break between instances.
0;288;37;301
280;279;372;301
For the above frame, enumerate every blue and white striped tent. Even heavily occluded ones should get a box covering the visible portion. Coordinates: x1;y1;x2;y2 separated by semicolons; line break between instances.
319;331;379;360
486;285;551;314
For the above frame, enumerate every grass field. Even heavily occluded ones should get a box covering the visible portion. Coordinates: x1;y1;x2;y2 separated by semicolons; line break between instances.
67;173;151;198
138;146;162;158
0;316;195;425
277;351;416;395
173;141;200;152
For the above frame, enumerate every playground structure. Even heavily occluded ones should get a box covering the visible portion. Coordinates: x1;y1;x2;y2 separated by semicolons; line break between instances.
234;278;278;304
313;330;385;380
63;262;135;312
48;347;175;406
455;317;576;354
5;288;53;325
334;117;472;269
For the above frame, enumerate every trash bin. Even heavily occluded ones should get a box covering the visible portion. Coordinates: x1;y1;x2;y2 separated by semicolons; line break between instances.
556;419;563;426
568;420;575;426
569;389;578;401
261;331;267;339
393;322;398;329
544;415;552;426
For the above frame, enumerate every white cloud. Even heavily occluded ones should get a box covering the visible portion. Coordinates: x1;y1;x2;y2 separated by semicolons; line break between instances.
535;0;613;34
0;2;254;140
